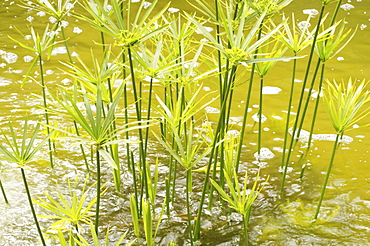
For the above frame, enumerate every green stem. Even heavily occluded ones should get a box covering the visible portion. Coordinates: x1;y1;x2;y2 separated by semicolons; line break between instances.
307;62;326;149
235;21;264;173
0;179;8;204
243;213;250;246
193;64;236;240
296;60;322;142
314;133;341;220
21;168;46;246
127;47;148;211
165;178;170;216
330;0;343;27
38;55;54;169
208;65;237;208
257;76;264;157
95;148;101;235
293;4;326;139
144;78;154;155
61;27;73;62
131;151;139;218
281;5;326;194
186;169;194;246
281;56;297;168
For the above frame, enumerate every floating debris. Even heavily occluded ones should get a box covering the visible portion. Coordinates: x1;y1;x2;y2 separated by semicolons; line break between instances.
23;55;33;63
2;52;18;64
51;47;67;56
205;106;220;114
262;86;282;95
143;1;152;9
302;9;319;16
195;26;213;34
298;21;311;31
252;113;267;123
73;27;83;34
340;3;355;11
289;128;353;144
254;147;275;161
168;7;179;13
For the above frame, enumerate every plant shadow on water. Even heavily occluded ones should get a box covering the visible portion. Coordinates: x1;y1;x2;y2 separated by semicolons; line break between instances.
1;0;370;245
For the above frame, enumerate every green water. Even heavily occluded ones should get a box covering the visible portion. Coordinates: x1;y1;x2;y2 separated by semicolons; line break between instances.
1;0;370;245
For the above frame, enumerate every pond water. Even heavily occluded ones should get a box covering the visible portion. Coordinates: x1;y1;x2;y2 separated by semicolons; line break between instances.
1;0;370;245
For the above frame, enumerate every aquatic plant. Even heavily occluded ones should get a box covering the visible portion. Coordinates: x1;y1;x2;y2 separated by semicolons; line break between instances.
33;175;104;235
57;223;136;246
0;120;52;246
1;0;367;244
306;21;356;148
280;0;345;194
9;25;61;168
49;81;148;236
315;78;370;219
211;170;266;246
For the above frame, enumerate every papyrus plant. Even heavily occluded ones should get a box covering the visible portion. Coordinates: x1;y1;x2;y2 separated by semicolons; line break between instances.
315;78;370;219
211;170;266;246
0;120;52;246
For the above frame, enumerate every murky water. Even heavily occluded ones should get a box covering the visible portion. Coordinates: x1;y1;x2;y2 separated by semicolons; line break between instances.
1;0;370;245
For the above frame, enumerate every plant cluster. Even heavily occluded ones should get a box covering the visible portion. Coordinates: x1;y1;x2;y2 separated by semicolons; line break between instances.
0;0;369;245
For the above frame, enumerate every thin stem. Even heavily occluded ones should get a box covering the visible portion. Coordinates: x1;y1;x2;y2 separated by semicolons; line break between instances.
330;0;343;27
281;4;326;194
257;76;264;157
131;151;139;217
296;60;322;142
243;213;250;246
281;60;322;194
95;148;101;235
307;62;326;148
73;121;90;172
38;55;54;169
208;65;237;208
281;56;297;168
186;169;194;246
314;133;341;220
235;21;264;173
293;4;326;139
61;27;73;62
144;78;154;155
0;179;8;204
21;167;46;246
193;64;236;240
127;47;148;211
214;0;223;98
